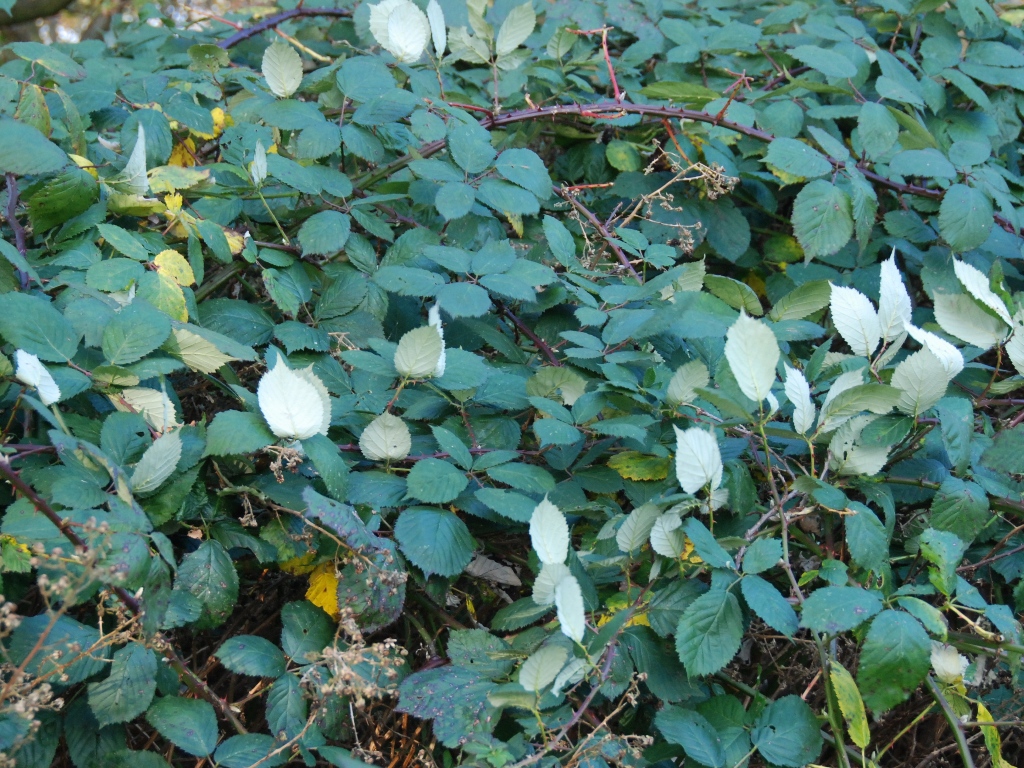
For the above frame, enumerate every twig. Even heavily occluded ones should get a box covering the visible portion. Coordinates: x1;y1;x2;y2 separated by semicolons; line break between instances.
497;302;564;367
556;186;641;281
217;7;352;49
5;173;29;289
0;455;248;734
570;28;623;101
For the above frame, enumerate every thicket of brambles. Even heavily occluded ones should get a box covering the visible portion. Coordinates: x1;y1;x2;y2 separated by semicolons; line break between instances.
0;0;1022;765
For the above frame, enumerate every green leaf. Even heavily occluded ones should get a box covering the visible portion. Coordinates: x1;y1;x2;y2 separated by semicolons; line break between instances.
394;325;443;379
146;697;218;757
102;302;172;366
519;644;567;691
216;635;287;677
741;575;798;636
281;601;333;662
533;418;582;447
97;223;151;261
675;589;743;676
684;518;735;569
495;1;536;56
742;538;782;574
605;140;642;172
87;642;157;727
918;528;967;595
28;166;98;231
792;180;853;259
174;540;239;628
543;215;576;266
215;735;287;768
858;102;899;158
844;502;889;572
938;184;993;252
406;458;469;503
435;182;476;220
889;149;956;179
751;695;822;767
475;178;540;215
856;610;931;712
448;123;496;174
205;411;275;456
929;477;989;543
799;586;882;634
495;148;551;198
0;118;67;175
436;282;491;317
639;81;721;106
655;706;726;768
765;138;832;178
130;432;182;495
298;210;351;256
395;507;476;577
0;292;80;361
791;45;857;78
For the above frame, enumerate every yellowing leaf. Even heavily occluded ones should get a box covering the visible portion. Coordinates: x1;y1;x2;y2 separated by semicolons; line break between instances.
608;451;670;481
224;229;245;255
137;272;188;321
163;328;235;374
169;138;197;167
154;250;195;286
149;165;210;193
280;551;316;575
305;562;339;618
192;107;231;140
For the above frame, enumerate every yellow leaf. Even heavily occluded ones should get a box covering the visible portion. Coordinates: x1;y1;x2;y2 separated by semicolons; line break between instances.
192;106;232;140
137;272;187;322
164;192;183;217
306;562;340;618
168;138;197;167
163;328;236;374
69;153;98;179
608;451;671;481
280;551;317;575
154;249;195;286
224;229;245;255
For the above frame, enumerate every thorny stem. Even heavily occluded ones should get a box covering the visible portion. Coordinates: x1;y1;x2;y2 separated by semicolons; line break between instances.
496;302;563;366
216;7;351;48
0;455;249;735
556;186;642;281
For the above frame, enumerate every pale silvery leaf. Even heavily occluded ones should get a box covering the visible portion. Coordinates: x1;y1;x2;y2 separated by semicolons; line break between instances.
262;42;303;98
674;425;723;494
906;325;964;379
369;0;404;49
427;0;446;55
554;575;586;643
532;562;571;606
130;432;182;495
112;387;180;432
163;329;236;375
359;412;411;461
529;496;569;566
615;503;661;555
387;6;430;62
930;642;968;684
783;364;814;434
121;125;148;196
828;415;889;476
875;330;906;369
14;350;60;406
551;657;586;696
394;325;443;378
519;644;568;692
428;304;446;377
829;283;881;358
820;369;865;416
293;366;332;437
933;293;1009;350
1005;328;1024;376
953;259;1012;324
724;312;779;402
878;251;912;342
258;359;329;440
666;360;709;406
765;391;779;418
705;486;730;513
250;141;267;186
495;1;536;57
650;511;687;558
891;348;950;416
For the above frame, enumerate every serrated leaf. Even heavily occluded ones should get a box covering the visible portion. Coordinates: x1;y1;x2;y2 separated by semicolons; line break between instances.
257;359;330;440
667;360;710;406
830;662;870;749
674;425;723;494
856;610;930;712
496;2;535;56
146;697;217;757
953;259;1011;324
394;325;443;379
939;184;993;252
396;507;475;577
130;431;182;495
784;365;815;434
216;635;287;678
792;180;853;259
406;458;468;503
616;503;661;554
359;412;411;461
892;348;949;416
675;589;743;676
519;644;568;692
741;574;798;636
263;43;303;98
800;586;882;634
878;251;912;342
162;328;234;374
656;706;726;768
87;643;157;727
751;696;823;767
529;496;569;565
933;293;1009;349
829;283;880;357
555;575;586;642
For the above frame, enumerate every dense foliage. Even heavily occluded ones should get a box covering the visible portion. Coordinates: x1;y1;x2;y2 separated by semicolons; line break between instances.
0;0;1023;765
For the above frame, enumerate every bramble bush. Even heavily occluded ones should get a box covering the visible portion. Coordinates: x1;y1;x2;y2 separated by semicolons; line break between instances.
0;0;1022;765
